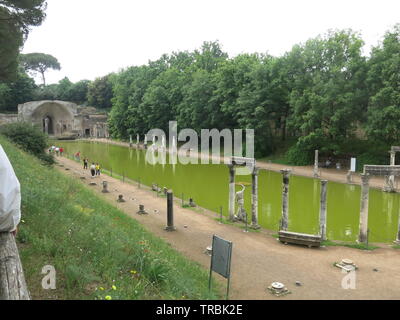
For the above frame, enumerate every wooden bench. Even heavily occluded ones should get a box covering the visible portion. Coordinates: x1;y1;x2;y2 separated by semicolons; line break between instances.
278;230;322;248
0;232;30;300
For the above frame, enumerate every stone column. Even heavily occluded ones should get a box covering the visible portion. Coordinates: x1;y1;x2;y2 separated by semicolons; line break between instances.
389;151;396;192
319;180;328;240
280;169;291;231
346;170;353;184
228;164;236;222
251;167;260;229
358;173;370;243
313;150;319;178
165;190;176;231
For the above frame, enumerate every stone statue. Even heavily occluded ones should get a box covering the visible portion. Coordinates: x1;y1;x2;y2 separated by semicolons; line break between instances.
44;117;49;134
234;184;247;222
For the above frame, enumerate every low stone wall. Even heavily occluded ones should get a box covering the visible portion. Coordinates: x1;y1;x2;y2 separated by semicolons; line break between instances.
0;113;18;126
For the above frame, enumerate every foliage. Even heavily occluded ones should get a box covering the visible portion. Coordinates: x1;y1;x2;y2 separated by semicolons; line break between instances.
32;77;91;105
0;122;54;164
0;136;220;299
0;0;47;82
87;74;114;109
0;69;36;112
20;52;61;86
366;25;400;144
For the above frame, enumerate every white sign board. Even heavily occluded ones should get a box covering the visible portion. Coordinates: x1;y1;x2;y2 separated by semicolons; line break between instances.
350;158;356;172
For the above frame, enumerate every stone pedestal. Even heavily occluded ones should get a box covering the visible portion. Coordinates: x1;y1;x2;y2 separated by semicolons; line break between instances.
117;194;125;203
137;204;147;215
102;181;109;193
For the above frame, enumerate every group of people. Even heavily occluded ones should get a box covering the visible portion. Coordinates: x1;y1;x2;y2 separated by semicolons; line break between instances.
83;157;101;178
49;145;64;156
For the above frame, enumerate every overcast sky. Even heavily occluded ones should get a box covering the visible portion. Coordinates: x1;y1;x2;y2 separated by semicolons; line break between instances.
22;0;400;84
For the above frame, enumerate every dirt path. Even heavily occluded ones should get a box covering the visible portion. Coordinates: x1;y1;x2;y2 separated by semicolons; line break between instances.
81;138;395;192
56;156;400;300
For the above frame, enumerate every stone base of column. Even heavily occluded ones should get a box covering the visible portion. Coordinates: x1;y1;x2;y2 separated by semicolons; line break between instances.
357;235;367;244
164;226;176;232
250;223;260;230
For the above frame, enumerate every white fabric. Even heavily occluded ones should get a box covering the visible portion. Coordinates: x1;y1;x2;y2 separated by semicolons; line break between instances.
0;145;21;232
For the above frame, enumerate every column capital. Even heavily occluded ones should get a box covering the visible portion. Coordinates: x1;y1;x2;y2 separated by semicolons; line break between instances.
280;169;291;176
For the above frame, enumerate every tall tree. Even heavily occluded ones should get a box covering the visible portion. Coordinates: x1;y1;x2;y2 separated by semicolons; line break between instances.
0;69;36;112
287;30;368;150
87;75;114;109
20;52;61;86
366;24;400;144
0;0;47;82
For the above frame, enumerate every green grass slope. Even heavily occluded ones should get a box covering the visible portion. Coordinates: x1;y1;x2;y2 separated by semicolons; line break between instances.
0;135;219;300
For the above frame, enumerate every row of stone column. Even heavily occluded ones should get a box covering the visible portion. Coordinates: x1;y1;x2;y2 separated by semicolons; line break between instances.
282;169;400;244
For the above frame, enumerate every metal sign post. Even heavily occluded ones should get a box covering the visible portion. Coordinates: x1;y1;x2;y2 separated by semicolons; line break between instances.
208;235;233;300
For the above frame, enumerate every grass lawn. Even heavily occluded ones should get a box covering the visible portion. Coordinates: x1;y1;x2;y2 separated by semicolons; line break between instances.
0;135;220;300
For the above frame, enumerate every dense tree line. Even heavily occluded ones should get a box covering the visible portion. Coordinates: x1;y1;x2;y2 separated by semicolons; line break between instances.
106;27;400;161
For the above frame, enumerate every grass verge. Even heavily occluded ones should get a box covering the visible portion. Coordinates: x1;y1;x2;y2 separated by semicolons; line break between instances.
1;135;220;300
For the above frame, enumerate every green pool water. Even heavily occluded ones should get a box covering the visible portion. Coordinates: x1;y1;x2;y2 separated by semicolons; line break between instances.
55;140;400;243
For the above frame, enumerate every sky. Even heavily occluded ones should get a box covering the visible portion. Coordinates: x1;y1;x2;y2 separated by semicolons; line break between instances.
22;0;400;85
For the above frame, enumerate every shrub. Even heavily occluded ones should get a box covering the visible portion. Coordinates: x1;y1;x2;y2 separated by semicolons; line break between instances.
286;131;328;165
0;122;54;165
356;151;389;172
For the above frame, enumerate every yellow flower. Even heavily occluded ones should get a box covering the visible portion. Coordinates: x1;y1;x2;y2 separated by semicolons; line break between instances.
130;270;137;274
99;287;104;291
105;295;112;300
112;285;117;290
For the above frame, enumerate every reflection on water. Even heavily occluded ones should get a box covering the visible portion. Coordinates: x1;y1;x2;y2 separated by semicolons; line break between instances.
56;141;400;243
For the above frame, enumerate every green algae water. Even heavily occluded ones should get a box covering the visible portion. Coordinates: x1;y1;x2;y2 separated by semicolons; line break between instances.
56;140;400;243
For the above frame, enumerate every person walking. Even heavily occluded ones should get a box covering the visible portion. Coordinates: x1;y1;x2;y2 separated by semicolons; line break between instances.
90;163;96;178
59;147;64;156
95;163;101;176
83;158;88;170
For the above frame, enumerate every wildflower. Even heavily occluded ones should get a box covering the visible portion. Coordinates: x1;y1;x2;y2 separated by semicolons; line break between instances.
99;287;105;291
112;285;117;290
130;270;137;274
105;295;112;300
